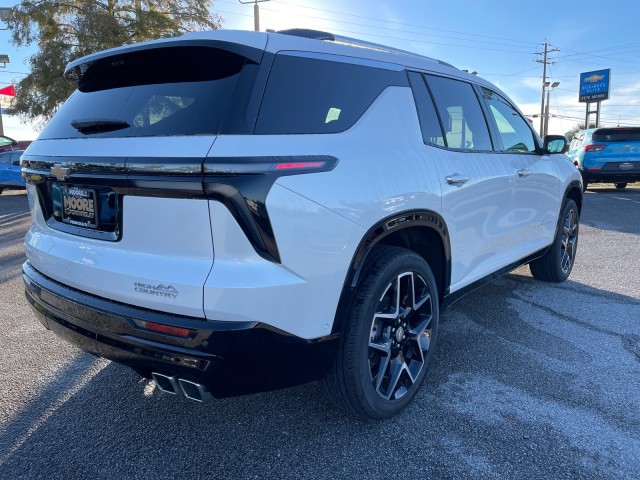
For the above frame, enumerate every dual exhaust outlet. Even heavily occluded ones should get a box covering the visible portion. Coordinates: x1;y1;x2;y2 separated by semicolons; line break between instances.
152;372;213;403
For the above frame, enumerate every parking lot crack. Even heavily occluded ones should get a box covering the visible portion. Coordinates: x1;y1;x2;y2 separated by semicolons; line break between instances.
515;297;640;364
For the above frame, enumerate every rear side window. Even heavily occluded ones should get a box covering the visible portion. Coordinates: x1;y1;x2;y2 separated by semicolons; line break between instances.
407;71;445;147
592;128;640;142
255;53;407;134
0;152;10;164
39;47;249;139
425;75;493;151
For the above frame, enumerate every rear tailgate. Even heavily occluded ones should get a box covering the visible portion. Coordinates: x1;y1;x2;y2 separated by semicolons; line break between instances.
22;40;263;317
23;137;216;318
585;128;640;169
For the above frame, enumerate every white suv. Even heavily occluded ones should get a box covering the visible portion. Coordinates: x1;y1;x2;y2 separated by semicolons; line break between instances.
22;29;582;418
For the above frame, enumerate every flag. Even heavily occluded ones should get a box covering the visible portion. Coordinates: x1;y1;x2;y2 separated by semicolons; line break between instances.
0;84;16;97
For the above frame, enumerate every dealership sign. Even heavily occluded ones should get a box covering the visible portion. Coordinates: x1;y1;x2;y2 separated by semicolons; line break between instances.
579;69;611;103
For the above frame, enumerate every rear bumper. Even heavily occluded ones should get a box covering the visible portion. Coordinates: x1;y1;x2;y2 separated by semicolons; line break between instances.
23;262;339;398
579;167;640;184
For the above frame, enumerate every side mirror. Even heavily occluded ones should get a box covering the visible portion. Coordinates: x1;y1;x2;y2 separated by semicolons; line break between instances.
544;135;569;154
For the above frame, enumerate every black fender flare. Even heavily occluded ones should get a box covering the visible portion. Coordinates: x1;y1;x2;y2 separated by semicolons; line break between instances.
332;209;451;335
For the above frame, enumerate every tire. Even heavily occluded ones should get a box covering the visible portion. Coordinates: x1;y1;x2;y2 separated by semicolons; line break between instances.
320;246;439;419
529;198;579;282
0;187;3;195
615;182;627;189
582;181;588;192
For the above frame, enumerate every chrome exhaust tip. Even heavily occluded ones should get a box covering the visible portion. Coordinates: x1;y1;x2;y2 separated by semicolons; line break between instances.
151;372;179;394
178;378;213;403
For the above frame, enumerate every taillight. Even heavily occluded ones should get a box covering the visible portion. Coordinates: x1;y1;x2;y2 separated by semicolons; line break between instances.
205;156;338;176
275;161;326;170
584;144;605;152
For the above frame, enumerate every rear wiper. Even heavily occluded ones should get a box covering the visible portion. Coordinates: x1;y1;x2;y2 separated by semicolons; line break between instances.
71;118;130;135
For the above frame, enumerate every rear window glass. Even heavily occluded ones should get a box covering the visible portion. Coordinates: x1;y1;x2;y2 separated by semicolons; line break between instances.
592;128;640;142
255;54;406;134
39;47;248;139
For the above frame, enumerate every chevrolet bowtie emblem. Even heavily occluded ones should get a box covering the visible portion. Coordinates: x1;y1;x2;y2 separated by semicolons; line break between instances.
50;163;70;181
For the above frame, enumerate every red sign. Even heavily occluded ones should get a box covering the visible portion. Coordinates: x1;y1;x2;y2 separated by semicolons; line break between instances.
0;85;16;97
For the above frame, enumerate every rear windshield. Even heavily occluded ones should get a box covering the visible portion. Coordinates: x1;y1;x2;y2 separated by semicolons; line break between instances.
592;128;640;143
39;46;248;140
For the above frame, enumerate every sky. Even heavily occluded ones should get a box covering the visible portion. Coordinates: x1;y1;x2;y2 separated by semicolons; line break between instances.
1;0;639;141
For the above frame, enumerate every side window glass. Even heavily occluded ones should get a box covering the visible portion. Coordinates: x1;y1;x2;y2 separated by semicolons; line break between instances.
482;88;537;153
256;54;406;135
12;152;21;165
424;75;493;151
407;71;445;147
0;153;9;165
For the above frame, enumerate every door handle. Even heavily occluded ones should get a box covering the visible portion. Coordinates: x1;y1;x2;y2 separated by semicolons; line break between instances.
445;174;469;185
517;169;532;178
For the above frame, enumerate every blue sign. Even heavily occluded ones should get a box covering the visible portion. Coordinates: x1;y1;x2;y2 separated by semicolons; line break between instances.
579;69;611;103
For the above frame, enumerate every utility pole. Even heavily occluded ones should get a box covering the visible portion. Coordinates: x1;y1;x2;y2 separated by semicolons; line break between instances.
534;41;559;137
0;7;11;136
239;0;270;32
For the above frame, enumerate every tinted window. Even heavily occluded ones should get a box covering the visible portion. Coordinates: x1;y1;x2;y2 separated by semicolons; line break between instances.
592;128;640;142
425;75;492;151
0;153;10;164
482;88;536;153
407;71;445;147
40;47;248;139
255;54;407;134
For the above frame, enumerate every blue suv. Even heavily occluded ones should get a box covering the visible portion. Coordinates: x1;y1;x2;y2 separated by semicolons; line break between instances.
567;127;640;191
0;149;25;195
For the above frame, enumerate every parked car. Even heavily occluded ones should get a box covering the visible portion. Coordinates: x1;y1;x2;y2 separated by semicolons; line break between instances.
567;126;640;190
0;149;25;194
0;135;31;153
21;28;582;419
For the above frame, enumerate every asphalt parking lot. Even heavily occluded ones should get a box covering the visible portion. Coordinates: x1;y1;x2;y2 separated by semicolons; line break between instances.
1;186;639;479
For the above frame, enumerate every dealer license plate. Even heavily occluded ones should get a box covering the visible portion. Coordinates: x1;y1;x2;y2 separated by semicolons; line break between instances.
61;186;98;228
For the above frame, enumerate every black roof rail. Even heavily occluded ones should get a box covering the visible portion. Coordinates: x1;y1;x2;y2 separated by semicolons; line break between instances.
274;28;456;69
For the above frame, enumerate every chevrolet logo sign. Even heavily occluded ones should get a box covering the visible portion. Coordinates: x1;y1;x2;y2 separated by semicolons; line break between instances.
50;163;70;181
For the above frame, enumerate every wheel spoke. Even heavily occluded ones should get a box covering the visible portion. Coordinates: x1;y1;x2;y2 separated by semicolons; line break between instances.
372;354;390;391
385;358;404;400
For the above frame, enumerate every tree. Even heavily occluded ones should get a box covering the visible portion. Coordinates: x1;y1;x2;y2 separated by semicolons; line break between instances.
5;0;222;126
565;122;596;142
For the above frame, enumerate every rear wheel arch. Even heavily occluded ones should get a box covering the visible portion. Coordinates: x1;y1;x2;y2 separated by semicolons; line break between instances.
564;181;583;215
332;210;450;336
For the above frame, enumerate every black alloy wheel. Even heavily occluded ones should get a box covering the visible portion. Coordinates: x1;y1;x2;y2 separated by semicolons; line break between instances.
321;246;439;419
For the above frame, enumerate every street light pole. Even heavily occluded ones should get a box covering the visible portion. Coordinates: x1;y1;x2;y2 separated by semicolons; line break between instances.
0;55;9;136
543;81;560;137
0;7;12;136
239;0;270;32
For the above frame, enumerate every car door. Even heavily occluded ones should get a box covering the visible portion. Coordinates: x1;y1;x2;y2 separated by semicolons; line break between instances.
411;72;516;292
480;88;562;261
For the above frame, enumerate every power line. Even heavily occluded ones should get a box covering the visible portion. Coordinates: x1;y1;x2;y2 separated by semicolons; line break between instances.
219;1;535;52
259;0;540;47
